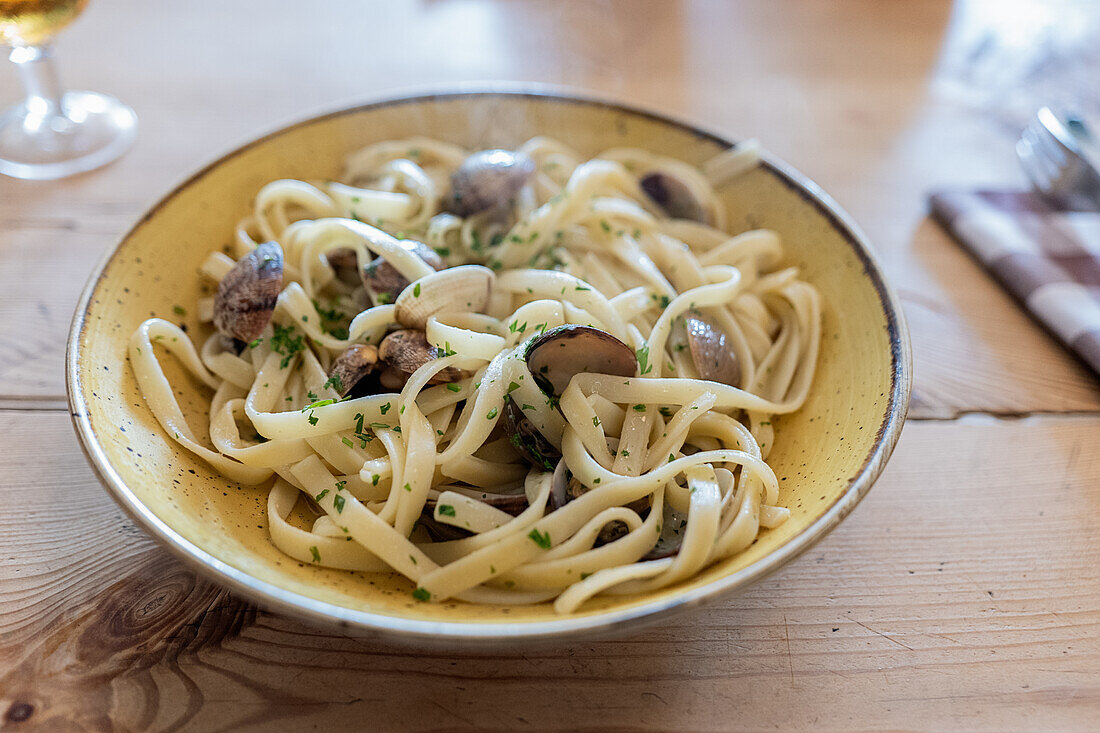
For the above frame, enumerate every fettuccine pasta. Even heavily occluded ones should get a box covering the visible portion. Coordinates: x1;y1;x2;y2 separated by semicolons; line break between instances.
129;135;821;613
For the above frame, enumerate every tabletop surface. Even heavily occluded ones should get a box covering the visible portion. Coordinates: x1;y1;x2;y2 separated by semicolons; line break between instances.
3;1;1100;730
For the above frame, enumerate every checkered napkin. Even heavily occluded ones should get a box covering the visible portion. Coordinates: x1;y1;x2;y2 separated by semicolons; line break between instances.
929;190;1100;374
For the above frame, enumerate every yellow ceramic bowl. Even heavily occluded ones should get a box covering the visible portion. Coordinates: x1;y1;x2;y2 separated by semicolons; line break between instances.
67;90;911;645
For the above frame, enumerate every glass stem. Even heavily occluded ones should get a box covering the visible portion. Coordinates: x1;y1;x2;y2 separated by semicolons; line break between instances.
10;44;64;118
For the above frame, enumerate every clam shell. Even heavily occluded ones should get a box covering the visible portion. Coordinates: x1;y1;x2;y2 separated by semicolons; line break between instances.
684;311;741;386
327;344;379;397
378;329;463;384
394;265;494;330
212;241;283;342
524;324;638;395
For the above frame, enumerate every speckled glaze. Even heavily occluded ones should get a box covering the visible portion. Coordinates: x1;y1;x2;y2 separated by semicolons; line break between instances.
67;90;912;646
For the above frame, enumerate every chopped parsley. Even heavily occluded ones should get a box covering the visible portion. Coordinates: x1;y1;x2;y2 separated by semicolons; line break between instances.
248;337;263;349
309;546;320;563
438;504;456;517
302;398;336;412
403;482;412;492
413;282;422;297
506;381;521;394
172;305;187;316
307;411;318;426
371;474;380;486
446;383;462;392
380;402;391;415
323;375;343;393
633;404;646;412
271;324;305;368
636;344;653;375
486;407;499;420
592;415;601;428
341;436;354;448
333;494;346;513
527;528;552;549
334;480;346;492
315;489;329;502
412;587;431;601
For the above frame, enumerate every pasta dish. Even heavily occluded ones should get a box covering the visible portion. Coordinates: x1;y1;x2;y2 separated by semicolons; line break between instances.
128;135;821;613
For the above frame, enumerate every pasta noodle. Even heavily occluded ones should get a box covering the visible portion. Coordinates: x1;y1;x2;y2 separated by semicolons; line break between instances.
129;135;821;613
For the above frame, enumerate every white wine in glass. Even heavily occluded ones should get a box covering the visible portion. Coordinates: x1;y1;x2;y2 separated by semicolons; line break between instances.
0;0;136;180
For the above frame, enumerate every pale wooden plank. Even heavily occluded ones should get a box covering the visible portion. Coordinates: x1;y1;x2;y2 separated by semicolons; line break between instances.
1;0;1098;415
2;411;1098;730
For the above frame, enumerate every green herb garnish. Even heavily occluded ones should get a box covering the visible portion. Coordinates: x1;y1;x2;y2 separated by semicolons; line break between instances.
527;528;551;549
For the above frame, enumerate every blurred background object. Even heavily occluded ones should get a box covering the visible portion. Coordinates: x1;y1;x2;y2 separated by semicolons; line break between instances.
0;0;135;179
935;0;1100;133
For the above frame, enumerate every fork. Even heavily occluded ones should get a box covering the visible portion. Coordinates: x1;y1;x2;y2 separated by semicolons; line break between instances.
1016;107;1100;210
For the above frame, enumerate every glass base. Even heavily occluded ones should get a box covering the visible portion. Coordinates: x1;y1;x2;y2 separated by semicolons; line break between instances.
0;90;136;180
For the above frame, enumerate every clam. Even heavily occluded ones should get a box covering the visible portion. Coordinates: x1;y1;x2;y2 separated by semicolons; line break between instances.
393;265;494;330
504;399;560;472
550;458;570;510
548;459;634;545
325;247;362;286
524;325;638;395
447;149;536;217
506;325;637;469
643;534;681;560
326;344;379;397
379;366;409;390
639;171;709;224
684;311;741;386
378;329;463;384
213;241;283;343
362;240;444;304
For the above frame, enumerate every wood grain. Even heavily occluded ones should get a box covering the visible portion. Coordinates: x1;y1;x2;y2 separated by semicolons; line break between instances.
3;411;1099;731
0;0;1098;415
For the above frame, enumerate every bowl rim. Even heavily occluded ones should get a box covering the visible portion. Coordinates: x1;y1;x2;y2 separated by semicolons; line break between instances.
66;86;913;645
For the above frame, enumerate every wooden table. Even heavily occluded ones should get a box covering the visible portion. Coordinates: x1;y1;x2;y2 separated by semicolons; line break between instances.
3;1;1099;729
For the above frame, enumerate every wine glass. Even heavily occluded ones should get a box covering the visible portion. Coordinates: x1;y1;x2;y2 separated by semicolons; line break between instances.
0;0;136;180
